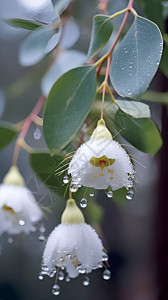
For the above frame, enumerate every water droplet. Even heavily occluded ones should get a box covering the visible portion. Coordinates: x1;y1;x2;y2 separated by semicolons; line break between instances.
83;276;90;286
38;272;44;280
8;237;13;244
78;265;86;274
49;269;56;278
41;264;49;273
126;189;134;200
106;191;113;198
70;184;78;193
38;235;46;242
19;219;25;226
63;175;69;184
34;127;41;140
127;89;132;96
52;284;61;296
102;253;108;261
103;269;111;280
65;275;71;282
89;190;94;197
58;270;64;281
39;225;46;233
80;198;87;208
72;175;81;185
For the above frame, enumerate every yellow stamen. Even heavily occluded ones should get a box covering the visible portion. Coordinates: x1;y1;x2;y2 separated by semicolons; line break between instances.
2;205;15;214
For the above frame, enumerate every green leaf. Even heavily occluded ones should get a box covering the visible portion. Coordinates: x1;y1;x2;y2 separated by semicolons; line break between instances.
116;100;151;118
4;19;41;30
43;66;96;154
113;188;128;207
0;122;18;150
135;0;164;32
114;109;162;155
19;26;61;66
110;16;163;99
142;91;168;106
88;14;113;59
29;151;64;193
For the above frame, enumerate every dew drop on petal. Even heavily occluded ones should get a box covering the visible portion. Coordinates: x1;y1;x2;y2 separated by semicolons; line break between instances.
52;284;61;296
126;189;134;200
83;276;90;286
80;198;87;208
58;270;64;281
19;219;25;226
63;175;69;184
103;269;111;280
70;184;78;193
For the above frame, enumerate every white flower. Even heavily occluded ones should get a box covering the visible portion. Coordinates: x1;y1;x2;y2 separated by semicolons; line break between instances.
68;119;135;190
0;166;43;235
42;199;107;279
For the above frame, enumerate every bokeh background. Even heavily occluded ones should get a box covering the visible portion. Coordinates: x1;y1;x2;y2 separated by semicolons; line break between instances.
0;0;167;299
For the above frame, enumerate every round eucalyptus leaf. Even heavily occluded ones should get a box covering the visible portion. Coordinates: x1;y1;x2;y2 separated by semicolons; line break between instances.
88;14;113;59
110;16;163;99
43;66;96;153
114;109;162;155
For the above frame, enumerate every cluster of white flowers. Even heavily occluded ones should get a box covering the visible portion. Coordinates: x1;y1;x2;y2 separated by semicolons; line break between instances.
0;119;135;296
68;119;135;195
40;199;110;295
0;166;43;237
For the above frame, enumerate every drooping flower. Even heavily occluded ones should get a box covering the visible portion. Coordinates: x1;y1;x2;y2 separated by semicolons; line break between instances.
68;119;135;191
41;199;110;294
0;166;43;236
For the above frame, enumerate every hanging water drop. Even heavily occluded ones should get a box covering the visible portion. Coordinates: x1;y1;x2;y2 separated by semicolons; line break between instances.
19;219;25;226
78;265;86;274
65;275;71;282
38;235;46;242
102;253;108;262
58;270;64;281
106;190;113;198
34;127;41;140
52;284;61;296
80;198;87;208
89;190;94;197
126;189;134;200
38;272;44;280
70;184;78;193
103;269;111;280
83;276;90;286
8;237;13;244
63;175;69;184
39;225;46;233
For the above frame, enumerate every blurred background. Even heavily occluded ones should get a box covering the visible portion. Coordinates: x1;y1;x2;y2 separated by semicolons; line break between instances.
0;0;167;299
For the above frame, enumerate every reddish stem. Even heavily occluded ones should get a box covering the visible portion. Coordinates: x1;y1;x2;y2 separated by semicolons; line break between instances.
101;56;111;119
97;0;134;78
12;94;46;165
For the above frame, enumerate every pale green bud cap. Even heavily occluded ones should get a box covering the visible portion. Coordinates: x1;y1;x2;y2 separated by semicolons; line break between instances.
61;199;85;224
91;119;112;140
3;166;25;186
